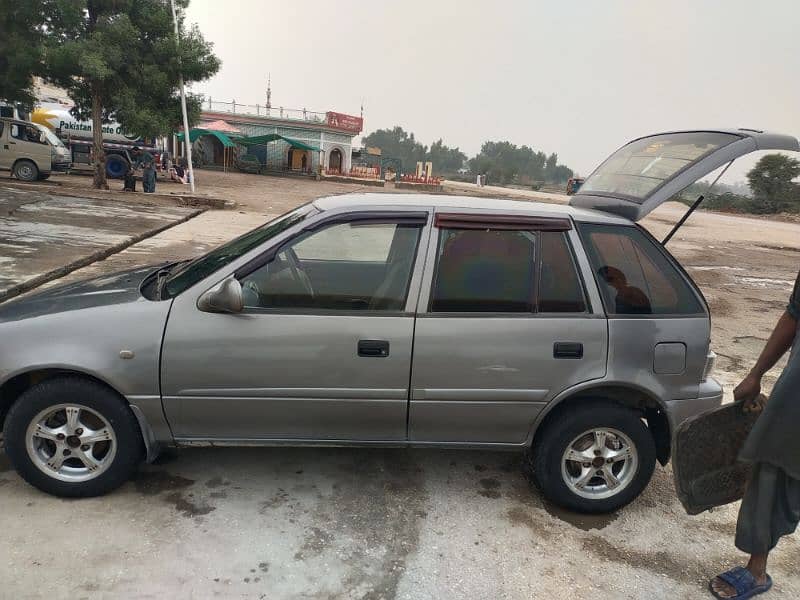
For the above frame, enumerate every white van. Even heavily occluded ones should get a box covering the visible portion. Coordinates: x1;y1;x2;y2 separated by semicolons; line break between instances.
0;117;72;180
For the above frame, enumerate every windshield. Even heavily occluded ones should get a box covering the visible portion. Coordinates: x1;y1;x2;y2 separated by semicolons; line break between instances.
164;204;314;297
34;124;67;148
580;132;740;202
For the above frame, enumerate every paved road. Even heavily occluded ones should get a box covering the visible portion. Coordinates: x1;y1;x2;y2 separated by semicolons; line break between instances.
0;184;200;301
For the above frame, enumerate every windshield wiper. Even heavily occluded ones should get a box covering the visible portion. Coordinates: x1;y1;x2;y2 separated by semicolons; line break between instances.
154;260;191;300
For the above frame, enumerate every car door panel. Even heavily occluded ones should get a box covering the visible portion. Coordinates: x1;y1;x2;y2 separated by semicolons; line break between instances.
161;312;413;440
160;211;430;442
408;217;608;445
410;316;607;443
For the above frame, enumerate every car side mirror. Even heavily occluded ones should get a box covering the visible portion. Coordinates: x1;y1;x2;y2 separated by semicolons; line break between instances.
198;277;244;314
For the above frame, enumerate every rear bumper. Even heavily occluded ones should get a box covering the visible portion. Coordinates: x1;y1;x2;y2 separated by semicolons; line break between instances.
666;378;724;431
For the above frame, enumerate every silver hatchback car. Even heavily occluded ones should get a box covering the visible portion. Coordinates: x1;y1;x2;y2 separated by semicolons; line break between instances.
2;129;798;512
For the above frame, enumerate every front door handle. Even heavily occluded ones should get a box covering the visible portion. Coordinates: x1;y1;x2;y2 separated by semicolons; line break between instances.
358;339;390;357
554;342;583;359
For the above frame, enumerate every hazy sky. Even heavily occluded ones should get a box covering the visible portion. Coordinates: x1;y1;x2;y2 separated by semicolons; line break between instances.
185;0;799;183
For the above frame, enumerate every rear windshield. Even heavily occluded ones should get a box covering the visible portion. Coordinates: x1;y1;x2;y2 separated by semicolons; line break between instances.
580;132;740;202
578;223;704;316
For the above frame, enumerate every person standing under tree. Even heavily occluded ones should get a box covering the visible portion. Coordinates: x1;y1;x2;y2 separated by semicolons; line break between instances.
131;146;156;193
710;267;800;599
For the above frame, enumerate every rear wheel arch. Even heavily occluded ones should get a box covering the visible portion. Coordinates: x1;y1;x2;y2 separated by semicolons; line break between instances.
529;384;671;465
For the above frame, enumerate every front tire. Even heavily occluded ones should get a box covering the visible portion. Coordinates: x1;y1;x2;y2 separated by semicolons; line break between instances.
530;402;656;513
3;377;144;497
13;160;39;182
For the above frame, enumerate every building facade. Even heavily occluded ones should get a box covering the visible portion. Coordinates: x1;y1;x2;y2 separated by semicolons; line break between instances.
186;101;363;175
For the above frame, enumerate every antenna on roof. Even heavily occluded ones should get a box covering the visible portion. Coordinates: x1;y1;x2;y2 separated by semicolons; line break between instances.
266;74;272;110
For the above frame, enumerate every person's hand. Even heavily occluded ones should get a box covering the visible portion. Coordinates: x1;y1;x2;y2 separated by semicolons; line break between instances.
734;374;763;413
744;393;768;414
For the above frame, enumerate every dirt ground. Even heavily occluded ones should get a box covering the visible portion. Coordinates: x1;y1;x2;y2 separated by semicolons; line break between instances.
1;172;799;599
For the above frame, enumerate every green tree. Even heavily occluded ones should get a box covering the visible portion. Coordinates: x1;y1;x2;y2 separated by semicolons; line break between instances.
0;0;53;108
468;141;572;185
746;153;800;214
362;126;427;173
46;0;220;188
544;152;558;181
427;139;467;175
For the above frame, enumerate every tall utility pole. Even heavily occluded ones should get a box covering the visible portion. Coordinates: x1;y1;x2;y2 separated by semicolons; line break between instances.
169;0;196;193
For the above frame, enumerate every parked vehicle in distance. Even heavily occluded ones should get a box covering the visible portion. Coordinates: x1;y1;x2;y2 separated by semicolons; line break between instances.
0;117;72;181
2;129;797;512
236;153;262;174
30;103;158;179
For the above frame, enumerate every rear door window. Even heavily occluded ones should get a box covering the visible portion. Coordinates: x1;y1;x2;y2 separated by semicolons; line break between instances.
578;224;704;316
431;229;536;312
429;228;588;313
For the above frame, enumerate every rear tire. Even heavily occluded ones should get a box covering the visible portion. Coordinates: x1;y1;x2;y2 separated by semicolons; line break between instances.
3;377;144;497
529;402;656;513
105;154;129;179
13;160;39;182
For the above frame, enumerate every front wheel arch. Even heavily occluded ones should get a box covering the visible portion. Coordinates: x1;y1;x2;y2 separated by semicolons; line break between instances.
0;369;154;459
3;375;145;496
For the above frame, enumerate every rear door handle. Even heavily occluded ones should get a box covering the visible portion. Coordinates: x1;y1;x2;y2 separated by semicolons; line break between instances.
358;339;390;357
554;342;583;359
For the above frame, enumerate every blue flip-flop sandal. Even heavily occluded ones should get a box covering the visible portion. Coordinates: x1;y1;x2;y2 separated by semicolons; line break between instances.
710;566;773;599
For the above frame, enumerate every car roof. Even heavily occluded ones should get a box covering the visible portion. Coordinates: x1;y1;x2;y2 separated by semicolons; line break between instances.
312;193;631;225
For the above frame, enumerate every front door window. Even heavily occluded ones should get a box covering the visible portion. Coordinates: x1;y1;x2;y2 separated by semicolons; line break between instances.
240;220;423;311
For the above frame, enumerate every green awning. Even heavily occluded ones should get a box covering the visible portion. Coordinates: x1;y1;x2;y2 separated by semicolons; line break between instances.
176;128;236;148
232;133;320;152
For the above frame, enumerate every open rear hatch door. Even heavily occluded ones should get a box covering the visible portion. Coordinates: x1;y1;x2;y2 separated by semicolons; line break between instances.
570;129;800;222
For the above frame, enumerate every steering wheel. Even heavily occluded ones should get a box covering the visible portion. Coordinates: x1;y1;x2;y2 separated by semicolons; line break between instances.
285;247;315;298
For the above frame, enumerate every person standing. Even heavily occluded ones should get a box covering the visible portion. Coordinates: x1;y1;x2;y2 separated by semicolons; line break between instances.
131;146;156;193
710;268;800;599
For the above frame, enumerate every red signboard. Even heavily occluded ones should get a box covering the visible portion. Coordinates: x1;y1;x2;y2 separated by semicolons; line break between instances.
326;111;363;133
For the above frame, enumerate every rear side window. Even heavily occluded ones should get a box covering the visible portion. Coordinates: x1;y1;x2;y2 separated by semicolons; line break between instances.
578;223;703;316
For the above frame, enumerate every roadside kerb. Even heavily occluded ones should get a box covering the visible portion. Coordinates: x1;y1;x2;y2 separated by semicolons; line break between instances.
0;208;205;304
0;179;235;210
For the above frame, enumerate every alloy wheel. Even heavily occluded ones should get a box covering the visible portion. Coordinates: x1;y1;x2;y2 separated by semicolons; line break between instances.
25;404;117;483
560;427;638;500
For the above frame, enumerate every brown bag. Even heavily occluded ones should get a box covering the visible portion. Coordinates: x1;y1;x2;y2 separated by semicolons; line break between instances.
672;399;763;515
